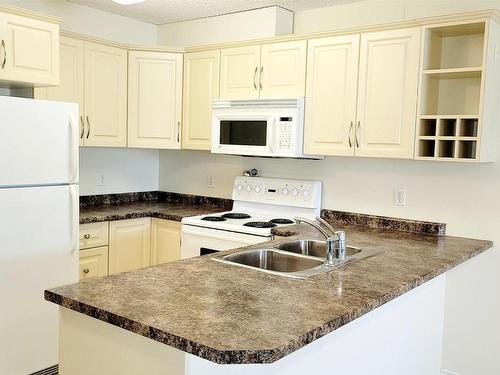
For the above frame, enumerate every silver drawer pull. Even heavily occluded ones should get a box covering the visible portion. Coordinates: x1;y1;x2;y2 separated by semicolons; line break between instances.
86;116;91;139
83;268;90;274
83;233;91;239
1;40;5;70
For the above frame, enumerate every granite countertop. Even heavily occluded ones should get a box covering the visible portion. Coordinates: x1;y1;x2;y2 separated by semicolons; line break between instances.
45;221;493;364
79;191;233;224
79;201;225;224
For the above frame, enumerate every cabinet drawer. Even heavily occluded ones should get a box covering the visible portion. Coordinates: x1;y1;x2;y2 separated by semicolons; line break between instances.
79;246;108;280
79;222;109;249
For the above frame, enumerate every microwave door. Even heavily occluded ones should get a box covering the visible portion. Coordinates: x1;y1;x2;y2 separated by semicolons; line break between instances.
213;115;274;155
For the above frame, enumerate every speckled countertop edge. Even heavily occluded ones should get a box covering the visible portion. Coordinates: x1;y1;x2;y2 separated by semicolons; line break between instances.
45;223;492;364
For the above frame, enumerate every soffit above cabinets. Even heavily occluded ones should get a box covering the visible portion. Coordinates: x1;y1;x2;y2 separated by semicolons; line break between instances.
67;0;363;25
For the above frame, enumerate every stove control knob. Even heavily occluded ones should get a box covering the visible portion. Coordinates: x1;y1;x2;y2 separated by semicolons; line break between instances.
303;190;310;197
292;188;299;196
282;188;289;195
237;184;243;192
246;185;252;192
254;185;261;193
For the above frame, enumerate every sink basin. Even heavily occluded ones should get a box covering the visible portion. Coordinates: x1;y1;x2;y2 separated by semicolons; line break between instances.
273;240;362;258
222;248;323;273
212;241;379;279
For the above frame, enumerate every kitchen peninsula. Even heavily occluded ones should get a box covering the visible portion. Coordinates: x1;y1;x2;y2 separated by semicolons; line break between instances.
46;216;492;375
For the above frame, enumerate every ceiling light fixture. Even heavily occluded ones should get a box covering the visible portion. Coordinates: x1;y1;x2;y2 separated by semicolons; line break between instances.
111;0;145;5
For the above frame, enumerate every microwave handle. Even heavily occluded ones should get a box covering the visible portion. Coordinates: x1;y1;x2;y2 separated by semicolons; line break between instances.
269;118;276;152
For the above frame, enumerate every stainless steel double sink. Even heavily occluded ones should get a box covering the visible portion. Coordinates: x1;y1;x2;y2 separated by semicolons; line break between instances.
212;240;378;279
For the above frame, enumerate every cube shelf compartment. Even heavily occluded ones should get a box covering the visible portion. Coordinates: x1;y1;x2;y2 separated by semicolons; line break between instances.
423;22;485;70
416;117;479;160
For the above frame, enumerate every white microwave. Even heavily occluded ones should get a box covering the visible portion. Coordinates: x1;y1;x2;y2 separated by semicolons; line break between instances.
211;98;320;159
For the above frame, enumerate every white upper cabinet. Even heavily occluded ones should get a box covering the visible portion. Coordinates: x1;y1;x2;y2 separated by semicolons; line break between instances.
260;40;307;98
220;41;307;99
34;36;84;144
84;42;127;147
220;45;261;99
0;10;59;87
128;51;183;149
182;50;220;150
304;35;360;156
355;27;421;159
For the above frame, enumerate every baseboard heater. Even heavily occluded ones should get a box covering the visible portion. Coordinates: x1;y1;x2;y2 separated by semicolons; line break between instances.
30;364;58;375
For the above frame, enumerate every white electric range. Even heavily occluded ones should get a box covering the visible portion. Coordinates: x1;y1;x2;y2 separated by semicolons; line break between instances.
180;176;322;259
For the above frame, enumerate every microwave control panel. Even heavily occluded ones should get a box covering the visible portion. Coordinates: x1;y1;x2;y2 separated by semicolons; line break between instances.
277;117;294;151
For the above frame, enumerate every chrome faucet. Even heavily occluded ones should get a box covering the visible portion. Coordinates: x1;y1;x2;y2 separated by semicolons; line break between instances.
294;217;347;266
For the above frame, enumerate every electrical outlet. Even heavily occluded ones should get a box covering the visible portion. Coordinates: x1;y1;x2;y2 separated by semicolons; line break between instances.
97;174;105;186
394;189;407;206
207;174;216;188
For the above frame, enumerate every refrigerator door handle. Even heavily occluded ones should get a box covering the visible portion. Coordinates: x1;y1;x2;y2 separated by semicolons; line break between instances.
68;113;79;184
69;184;78;255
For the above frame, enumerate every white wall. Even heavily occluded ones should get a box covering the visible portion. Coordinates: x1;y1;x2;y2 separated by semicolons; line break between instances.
80;148;159;196
157;6;293;47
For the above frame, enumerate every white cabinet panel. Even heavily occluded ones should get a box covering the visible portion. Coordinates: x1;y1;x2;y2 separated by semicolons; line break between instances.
128;51;183;149
355;28;420;158
0;11;59;86
109;218;151;275
304;35;360;156
151;219;181;265
260;40;307;98
84;42;127;147
182;50;220;150
220;45;260;99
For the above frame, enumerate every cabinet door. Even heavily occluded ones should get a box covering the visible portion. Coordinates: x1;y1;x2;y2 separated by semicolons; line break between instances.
109;218;151;275
84;42;127;147
151;219;181;266
304;35;360;156
79;246;108;280
34;36;84;145
182;50;220;150
260;40;307;98
355;28;420;159
128;51;183;149
220;45;260;99
0;12;59;86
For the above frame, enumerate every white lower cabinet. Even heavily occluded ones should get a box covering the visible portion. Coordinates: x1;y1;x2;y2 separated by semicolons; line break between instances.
108;218;151;275
79;218;182;279
151;218;181;266
79;246;108;280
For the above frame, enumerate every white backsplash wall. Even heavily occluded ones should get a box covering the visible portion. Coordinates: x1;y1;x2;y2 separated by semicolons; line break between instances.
80;148;159;196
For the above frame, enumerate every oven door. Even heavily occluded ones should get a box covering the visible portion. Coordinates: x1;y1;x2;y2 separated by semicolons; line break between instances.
181;225;269;259
211;114;276;156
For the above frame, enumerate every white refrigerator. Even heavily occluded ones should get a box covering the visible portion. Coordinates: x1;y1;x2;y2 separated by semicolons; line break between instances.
0;96;79;375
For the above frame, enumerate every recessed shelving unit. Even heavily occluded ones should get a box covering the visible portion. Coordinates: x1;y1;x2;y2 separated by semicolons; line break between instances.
416;20;490;162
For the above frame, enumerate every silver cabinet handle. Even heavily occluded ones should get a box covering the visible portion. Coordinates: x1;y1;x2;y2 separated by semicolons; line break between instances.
253;67;258;90
80;116;85;139
177;121;180;143
348;121;353;148
83;233;91;239
355;121;360;148
1;40;5;70
83;268;90;274
259;66;263;90
86;116;91;139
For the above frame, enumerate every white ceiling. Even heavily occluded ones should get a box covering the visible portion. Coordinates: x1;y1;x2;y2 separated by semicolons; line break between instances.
67;0;364;25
